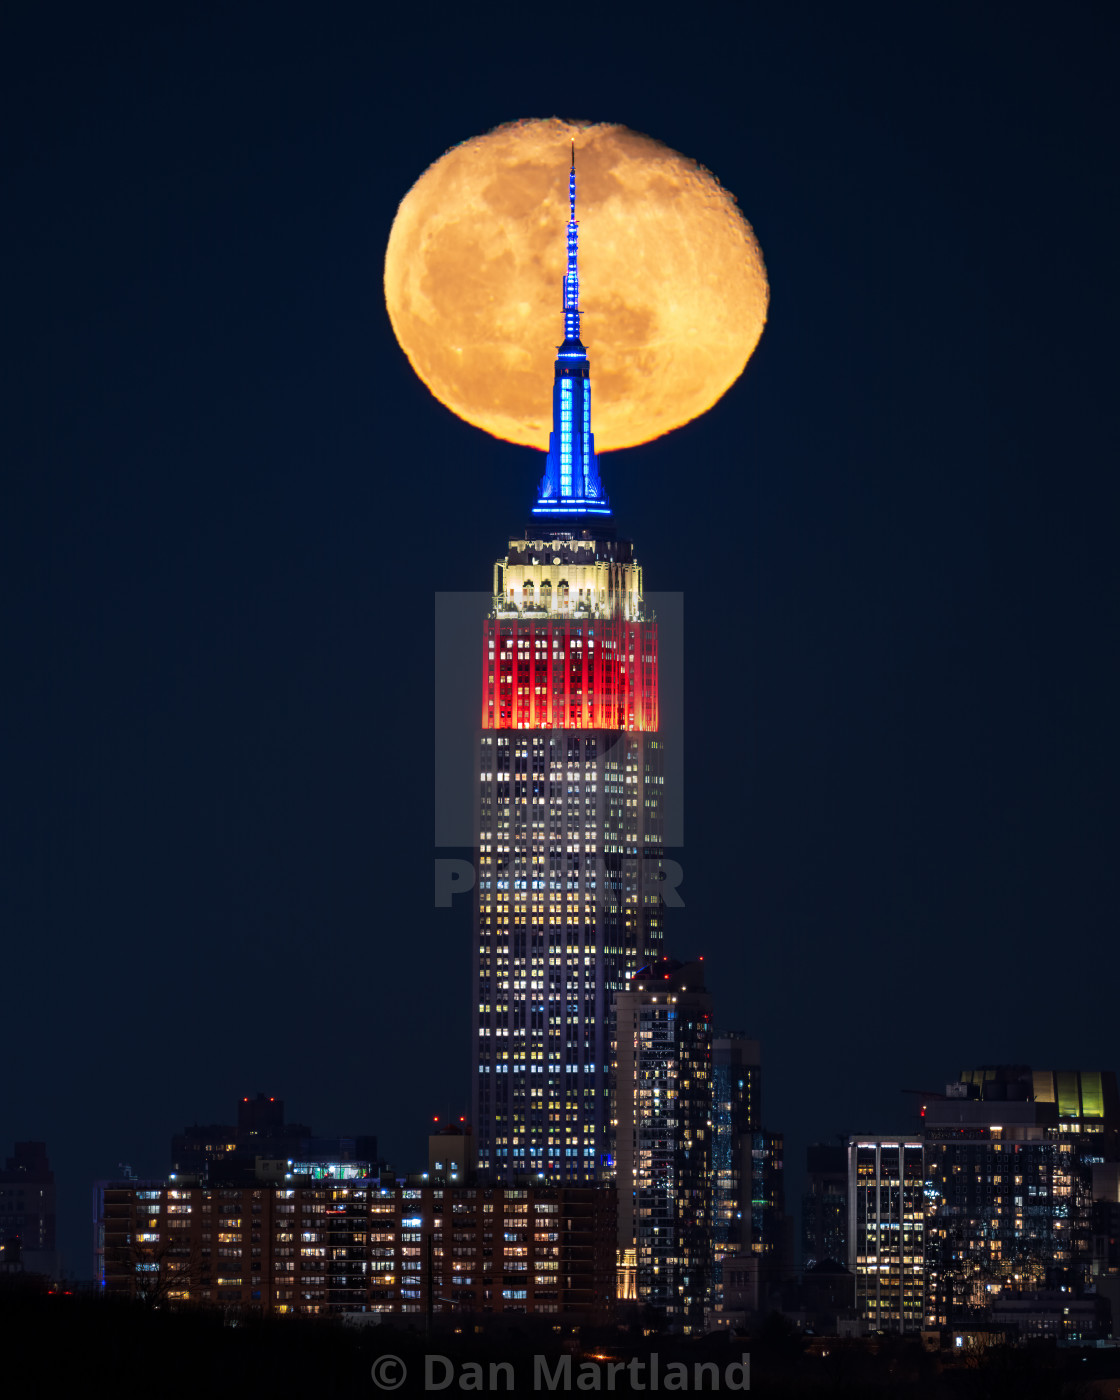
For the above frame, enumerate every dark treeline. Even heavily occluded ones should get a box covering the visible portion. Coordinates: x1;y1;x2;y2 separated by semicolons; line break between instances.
1;1278;1110;1398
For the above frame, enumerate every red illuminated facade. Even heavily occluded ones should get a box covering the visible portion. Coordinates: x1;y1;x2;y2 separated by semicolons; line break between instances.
483;529;657;733
482;615;657;732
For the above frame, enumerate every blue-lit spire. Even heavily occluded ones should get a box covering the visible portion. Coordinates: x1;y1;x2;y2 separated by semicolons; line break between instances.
563;141;580;345
534;142;610;518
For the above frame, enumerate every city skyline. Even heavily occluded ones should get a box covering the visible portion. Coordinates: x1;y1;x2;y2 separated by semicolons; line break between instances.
3;4;1119;1285
74;1055;1120;1332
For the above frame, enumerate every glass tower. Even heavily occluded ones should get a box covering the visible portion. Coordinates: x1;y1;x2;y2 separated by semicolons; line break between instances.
472;148;665;1184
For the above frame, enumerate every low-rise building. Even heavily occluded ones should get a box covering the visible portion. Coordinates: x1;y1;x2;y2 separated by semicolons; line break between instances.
96;1175;615;1322
989;1290;1108;1342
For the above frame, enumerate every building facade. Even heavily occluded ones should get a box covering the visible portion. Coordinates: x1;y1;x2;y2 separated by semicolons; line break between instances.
97;1176;615;1322
472;152;664;1184
1090;1163;1120;1335
802;1142;848;1271
171;1093;377;1183
615;958;712;1324
749;1130;792;1290
711;1035;761;1308
923;1115;1061;1325
848;1136;926;1332
429;1120;473;1183
848;1066;1120;1333
0;1141;57;1278
922;1065;1120;1324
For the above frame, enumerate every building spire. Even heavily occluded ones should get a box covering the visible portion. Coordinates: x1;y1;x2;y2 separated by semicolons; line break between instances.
534;142;609;518
563;142;580;345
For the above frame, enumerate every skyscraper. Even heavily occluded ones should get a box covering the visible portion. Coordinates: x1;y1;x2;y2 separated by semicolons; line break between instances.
711;1033;762;1301
472;150;665;1184
615;958;712;1324
802;1142;849;1271
848;1136;926;1332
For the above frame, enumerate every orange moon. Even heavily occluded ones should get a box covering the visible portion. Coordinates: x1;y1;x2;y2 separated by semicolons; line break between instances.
383;119;768;452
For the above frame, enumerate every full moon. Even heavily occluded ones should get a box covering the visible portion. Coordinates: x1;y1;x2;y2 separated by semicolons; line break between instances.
384;119;768;452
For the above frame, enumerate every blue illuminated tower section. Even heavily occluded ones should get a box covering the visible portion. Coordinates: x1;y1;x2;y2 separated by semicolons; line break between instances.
534;146;609;518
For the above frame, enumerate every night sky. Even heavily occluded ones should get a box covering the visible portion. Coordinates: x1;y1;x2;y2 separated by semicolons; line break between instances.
4;4;1118;1275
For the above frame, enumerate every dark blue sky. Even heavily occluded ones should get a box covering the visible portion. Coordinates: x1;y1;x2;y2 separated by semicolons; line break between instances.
3;3;1118;1274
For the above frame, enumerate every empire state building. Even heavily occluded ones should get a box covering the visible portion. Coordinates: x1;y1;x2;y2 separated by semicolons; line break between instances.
473;150;665;1183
